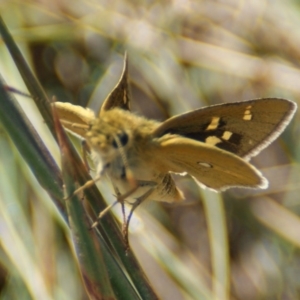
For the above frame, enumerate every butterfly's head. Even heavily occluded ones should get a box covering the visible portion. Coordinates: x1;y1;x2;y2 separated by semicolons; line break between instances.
85;110;133;166
85;108;159;176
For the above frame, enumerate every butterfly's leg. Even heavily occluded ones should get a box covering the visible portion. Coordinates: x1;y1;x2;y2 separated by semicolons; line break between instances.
65;162;111;200
91;179;156;250
123;183;156;250
112;184;127;227
90;183;141;228
91;180;154;224
64;174;102;200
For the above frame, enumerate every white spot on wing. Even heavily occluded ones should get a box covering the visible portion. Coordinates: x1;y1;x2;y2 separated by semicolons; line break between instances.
222;131;232;140
243;114;252;120
205;136;222;146
198;162;212;168
206;117;220;130
243;105;252;121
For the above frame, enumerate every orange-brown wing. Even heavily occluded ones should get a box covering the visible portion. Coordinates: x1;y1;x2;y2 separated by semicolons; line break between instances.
53;102;95;138
100;53;131;115
152;98;296;160
151;136;267;191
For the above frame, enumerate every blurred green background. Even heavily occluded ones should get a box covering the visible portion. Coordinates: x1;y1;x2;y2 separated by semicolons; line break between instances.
0;0;300;299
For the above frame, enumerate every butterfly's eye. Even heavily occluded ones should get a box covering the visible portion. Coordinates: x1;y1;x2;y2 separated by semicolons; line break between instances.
112;132;129;148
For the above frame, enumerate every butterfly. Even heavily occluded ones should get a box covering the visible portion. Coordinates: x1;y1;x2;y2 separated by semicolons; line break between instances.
54;54;297;246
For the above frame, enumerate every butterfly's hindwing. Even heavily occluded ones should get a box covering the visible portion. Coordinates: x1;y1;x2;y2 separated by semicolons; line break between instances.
153;98;297;159
151;136;267;191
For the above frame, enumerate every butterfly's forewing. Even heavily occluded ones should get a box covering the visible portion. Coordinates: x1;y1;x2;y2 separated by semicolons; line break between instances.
53;53;131;137
152;98;297;160
53;102;95;138
152;136;267;191
100;53;131;115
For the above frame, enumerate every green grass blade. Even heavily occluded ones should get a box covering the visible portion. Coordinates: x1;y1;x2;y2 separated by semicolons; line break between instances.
54;109;142;299
0;79;65;213
0;15;53;133
201;190;230;300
